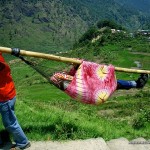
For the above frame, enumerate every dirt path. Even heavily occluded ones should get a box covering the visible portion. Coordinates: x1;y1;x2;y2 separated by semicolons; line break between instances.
1;137;150;150
130;52;150;56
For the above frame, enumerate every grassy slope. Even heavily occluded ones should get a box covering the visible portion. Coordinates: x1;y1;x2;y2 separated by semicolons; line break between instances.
0;33;149;142
0;1;88;52
0;0;150;54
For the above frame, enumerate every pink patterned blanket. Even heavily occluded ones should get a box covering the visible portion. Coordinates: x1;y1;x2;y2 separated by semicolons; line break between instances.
65;61;117;105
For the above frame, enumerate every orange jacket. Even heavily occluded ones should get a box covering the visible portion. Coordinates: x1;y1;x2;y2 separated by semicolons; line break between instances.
0;53;16;102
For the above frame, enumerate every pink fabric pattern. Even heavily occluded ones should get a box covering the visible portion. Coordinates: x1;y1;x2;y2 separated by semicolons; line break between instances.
65;61;117;105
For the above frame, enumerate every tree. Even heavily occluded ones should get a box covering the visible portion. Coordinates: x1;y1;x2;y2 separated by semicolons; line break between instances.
97;19;124;30
79;26;98;43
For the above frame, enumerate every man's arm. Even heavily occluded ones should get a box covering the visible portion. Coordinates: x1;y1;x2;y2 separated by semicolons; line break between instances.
0;62;5;71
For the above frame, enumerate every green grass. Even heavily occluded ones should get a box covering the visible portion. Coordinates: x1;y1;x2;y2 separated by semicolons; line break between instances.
10;81;150;141
0;32;149;142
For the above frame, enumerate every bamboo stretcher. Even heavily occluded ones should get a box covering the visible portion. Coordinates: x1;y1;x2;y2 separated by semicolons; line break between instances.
0;46;150;74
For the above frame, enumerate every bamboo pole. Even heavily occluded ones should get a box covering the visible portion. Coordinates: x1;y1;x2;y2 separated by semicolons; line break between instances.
0;46;81;64
114;67;150;74
0;46;150;74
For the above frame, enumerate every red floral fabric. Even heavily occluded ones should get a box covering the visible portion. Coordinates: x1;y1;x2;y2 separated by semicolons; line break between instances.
65;61;117;105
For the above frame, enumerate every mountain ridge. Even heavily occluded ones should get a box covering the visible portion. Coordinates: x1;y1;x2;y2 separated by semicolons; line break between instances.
0;0;149;52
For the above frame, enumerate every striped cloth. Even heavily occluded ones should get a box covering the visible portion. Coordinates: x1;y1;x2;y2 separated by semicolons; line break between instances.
65;61;117;105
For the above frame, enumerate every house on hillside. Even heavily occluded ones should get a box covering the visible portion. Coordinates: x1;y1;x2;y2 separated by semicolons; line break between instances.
111;29;126;34
137;30;150;36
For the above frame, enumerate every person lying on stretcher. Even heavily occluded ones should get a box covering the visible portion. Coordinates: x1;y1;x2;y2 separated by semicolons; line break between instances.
50;64;149;91
50;64;79;90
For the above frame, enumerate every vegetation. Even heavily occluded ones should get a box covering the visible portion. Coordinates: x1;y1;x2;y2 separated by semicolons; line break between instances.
97;20;125;30
0;0;149;142
78;27;99;44
0;0;150;52
0;23;149;142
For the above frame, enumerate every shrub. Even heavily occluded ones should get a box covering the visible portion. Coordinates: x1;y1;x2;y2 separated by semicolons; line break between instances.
79;27;99;43
132;109;150;129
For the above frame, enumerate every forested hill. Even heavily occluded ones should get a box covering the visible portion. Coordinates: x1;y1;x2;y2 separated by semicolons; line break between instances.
0;0;149;52
114;0;150;15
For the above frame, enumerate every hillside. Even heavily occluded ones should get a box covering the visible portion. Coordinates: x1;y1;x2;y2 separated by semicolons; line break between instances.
0;25;149;143
0;0;89;52
0;0;150;53
114;0;150;15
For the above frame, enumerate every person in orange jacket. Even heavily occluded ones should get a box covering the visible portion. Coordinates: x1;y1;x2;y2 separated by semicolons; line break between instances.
0;52;30;150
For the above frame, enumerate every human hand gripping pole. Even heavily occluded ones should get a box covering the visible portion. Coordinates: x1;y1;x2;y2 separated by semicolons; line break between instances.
0;46;150;74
